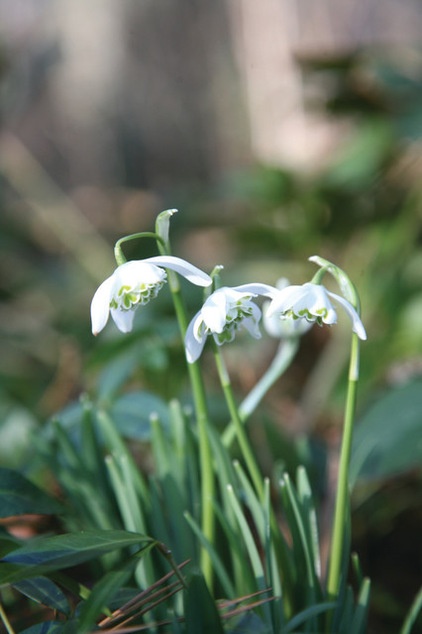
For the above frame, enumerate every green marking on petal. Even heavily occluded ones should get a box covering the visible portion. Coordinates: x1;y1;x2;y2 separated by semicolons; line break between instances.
111;279;166;312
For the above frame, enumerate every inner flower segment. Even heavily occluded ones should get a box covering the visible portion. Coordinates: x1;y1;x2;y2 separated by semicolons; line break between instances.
110;279;166;311
213;301;255;344
296;306;328;325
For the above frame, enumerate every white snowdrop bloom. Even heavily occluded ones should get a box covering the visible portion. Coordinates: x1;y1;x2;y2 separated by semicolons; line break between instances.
91;256;212;335
263;301;313;338
185;283;275;363
266;282;367;340
262;278;312;339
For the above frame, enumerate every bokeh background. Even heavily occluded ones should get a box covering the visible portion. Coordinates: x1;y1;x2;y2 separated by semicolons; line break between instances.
1;2;422;631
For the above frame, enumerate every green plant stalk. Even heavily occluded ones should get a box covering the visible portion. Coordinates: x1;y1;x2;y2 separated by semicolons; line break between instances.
167;273;215;587
153;220;215;585
114;232;165;265
212;343;263;498
222;338;299;448
116;226;215;585
327;332;360;598
213;347;296;618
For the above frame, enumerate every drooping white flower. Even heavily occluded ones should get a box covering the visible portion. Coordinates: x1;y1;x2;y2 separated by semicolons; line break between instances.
262;278;312;339
266;282;367;340
91;256;212;335
185;283;275;363
263;302;313;339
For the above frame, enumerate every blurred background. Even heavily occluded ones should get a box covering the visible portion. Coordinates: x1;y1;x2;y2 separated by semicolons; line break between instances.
0;1;422;631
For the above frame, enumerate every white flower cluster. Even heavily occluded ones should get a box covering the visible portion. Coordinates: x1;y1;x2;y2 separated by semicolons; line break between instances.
91;219;367;363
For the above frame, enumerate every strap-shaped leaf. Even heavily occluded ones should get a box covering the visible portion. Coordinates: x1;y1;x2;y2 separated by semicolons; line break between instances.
0;530;153;585
0;468;63;518
13;576;71;616
184;573;225;634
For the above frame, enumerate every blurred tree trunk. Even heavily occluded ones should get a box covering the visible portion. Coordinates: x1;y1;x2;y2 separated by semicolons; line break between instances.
119;0;250;190
51;0;250;191
226;0;422;170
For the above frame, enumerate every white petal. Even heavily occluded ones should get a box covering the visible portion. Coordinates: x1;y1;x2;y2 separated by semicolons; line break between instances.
191;311;206;342
110;307;137;333
263;301;312;338
185;311;207;362
327;291;367;340
262;301;282;337
113;261;165;288
91;275;114;335
144;256;212;287
216;286;250;302
242;313;262;339
232;283;276;298
296;284;336;323
266;285;306;318
201;291;228;333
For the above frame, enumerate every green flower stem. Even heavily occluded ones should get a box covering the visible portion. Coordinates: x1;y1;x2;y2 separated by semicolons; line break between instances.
327;332;360;598
170;281;215;586
151;220;215;585
114;232;165;265
222;338;299;448
212;343;264;498
154;241;214;589
116;224;215;585
213;343;297;617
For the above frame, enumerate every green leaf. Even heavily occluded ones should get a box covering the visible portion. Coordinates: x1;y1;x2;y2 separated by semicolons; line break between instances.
0;534;21;558
284;601;337;632
227;611;272;633
184;511;235;599
97;350;140;398
350;577;371;634
0;530;153;585
19;621;79;634
296;466;321;583
13;576;71;616
350;379;422;485
184;572;225;634
77;564;137;632
225;483;273;631
279;473;318;597
0;468;63;518
400;585;422;634
110;391;170;440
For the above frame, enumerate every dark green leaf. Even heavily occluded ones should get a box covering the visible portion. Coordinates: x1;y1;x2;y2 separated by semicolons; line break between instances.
110;391;170;440
13;576;70;616
185;572;225;634
0;534;21;558
0;468;63;518
19;621;79;634
351;379;422;485
77;564;136;632
284;601;337;632
227;611;272;633
0;530;153;585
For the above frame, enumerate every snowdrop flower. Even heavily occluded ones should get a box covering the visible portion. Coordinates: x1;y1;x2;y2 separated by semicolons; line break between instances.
91;256;212;335
263;302;313;338
263;278;312;339
266;282;367;340
185;283;275;363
